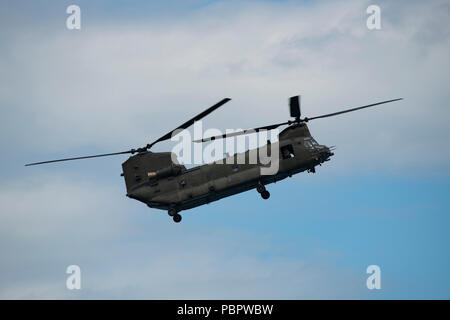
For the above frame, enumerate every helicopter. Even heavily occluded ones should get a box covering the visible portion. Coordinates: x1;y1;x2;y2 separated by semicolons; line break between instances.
26;96;402;223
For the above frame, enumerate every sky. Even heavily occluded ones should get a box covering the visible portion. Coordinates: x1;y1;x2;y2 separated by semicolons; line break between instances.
0;0;449;299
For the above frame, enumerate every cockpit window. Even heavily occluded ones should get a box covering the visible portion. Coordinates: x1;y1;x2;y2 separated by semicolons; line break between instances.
303;138;318;149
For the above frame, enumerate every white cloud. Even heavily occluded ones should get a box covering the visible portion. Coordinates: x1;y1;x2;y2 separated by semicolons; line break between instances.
0;175;364;299
1;0;449;174
1;0;450;299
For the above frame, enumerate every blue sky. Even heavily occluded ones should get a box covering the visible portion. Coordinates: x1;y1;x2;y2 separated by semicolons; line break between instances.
0;0;449;299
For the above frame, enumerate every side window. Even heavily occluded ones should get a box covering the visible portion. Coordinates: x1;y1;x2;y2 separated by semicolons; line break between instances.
281;144;295;159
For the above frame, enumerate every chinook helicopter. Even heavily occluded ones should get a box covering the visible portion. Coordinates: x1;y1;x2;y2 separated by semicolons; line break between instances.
26;96;402;223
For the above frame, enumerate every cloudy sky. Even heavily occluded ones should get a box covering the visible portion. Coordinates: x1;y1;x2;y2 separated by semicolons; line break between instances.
0;0;449;299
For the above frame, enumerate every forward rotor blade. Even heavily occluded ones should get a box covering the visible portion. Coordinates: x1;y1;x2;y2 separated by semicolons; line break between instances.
147;98;231;148
194;121;290;143
25;98;231;166
305;98;403;122
25;150;133;166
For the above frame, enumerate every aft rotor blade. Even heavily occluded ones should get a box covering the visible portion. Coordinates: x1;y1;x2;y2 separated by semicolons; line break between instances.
25;150;133;166
289;95;301;119
147;98;231;148
305;98;403;122
194;121;290;143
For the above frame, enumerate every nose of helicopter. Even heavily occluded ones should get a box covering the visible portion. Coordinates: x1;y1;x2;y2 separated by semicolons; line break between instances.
317;145;334;161
325;146;335;158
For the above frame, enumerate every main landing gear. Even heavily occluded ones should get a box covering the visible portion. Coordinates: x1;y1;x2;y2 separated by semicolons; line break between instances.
168;208;182;223
307;167;316;173
256;182;270;200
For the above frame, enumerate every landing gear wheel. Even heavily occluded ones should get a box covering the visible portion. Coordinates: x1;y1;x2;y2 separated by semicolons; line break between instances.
261;190;270;200
256;184;266;193
168;208;177;217
173;213;182;223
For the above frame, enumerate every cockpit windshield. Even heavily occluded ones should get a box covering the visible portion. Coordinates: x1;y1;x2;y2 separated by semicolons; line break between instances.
304;138;318;149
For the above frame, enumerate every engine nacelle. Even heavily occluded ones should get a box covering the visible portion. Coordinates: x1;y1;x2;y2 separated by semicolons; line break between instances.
121;151;185;193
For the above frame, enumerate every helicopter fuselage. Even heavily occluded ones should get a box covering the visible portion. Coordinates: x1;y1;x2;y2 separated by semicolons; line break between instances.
25;95;401;223
123;123;333;213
